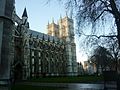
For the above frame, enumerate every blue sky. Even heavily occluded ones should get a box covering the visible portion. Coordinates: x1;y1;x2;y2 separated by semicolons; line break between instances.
15;0;88;63
15;0;66;33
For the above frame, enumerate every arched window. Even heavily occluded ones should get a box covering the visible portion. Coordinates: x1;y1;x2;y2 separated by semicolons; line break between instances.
32;58;34;65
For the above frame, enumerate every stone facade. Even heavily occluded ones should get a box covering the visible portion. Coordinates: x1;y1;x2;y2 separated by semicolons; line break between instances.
0;0;15;84
47;16;77;76
0;0;77;83
84;61;96;75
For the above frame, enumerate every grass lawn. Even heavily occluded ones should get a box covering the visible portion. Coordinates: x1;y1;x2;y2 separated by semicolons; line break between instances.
11;75;103;90
27;75;103;83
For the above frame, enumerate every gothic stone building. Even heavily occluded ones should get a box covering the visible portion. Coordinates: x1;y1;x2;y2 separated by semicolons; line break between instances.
0;0;77;83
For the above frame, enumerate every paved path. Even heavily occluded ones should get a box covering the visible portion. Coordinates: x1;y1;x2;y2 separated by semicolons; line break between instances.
0;82;117;90
20;82;117;90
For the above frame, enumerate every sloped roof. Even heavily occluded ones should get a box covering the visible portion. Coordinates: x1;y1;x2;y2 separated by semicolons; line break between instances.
28;30;61;42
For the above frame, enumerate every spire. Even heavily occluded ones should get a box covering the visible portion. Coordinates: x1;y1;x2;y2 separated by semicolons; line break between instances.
53;37;55;43
70;8;73;19
48;21;49;25
48;36;50;42
42;34;44;41
59;14;62;23
22;8;28;18
52;17;54;23
60;14;62;20
66;11;68;18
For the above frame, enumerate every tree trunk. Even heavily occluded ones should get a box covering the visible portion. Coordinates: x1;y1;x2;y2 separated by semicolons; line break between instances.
115;18;120;48
110;0;120;48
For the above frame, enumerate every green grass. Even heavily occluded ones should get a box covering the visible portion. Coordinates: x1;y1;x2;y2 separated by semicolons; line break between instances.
27;75;103;83
11;76;103;90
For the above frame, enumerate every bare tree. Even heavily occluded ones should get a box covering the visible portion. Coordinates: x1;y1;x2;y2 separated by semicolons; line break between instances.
104;37;120;71
89;46;114;75
55;0;120;47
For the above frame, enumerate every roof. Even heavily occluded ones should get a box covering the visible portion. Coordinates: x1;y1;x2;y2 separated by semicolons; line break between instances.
28;30;63;43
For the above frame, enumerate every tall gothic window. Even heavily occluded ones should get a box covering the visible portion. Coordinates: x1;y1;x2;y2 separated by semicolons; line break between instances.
32;58;34;65
32;51;34;56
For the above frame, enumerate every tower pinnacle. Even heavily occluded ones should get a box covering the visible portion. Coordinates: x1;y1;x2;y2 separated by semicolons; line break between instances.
48;21;49;25
66;11;68;18
22;8;28;18
60;14;62;19
52;18;54;23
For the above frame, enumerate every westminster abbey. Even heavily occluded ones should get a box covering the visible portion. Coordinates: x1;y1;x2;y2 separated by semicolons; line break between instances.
0;0;77;83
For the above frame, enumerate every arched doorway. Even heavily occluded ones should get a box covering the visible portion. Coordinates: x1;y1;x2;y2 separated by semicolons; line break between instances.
14;63;23;81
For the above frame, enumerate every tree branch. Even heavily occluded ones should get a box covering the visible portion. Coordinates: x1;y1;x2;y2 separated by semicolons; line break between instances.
94;10;105;21
94;8;114;21
99;0;110;8
81;33;117;39
80;1;96;14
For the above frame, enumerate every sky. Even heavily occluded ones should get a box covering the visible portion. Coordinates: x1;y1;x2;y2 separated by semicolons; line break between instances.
15;0;88;64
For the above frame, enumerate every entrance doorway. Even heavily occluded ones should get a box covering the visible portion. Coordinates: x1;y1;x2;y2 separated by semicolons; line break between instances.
14;63;23;81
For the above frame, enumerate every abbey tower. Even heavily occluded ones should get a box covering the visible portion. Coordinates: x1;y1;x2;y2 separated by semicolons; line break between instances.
47;15;77;76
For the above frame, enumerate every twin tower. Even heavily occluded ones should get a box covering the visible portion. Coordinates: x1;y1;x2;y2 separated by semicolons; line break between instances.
47;16;74;39
47;15;77;75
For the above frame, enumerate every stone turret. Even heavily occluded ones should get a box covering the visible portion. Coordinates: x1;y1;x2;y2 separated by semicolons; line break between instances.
21;8;30;80
22;8;28;26
47;18;59;37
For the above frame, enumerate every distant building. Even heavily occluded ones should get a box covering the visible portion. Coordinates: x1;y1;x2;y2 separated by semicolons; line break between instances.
0;0;77;84
84;61;96;75
77;62;84;75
